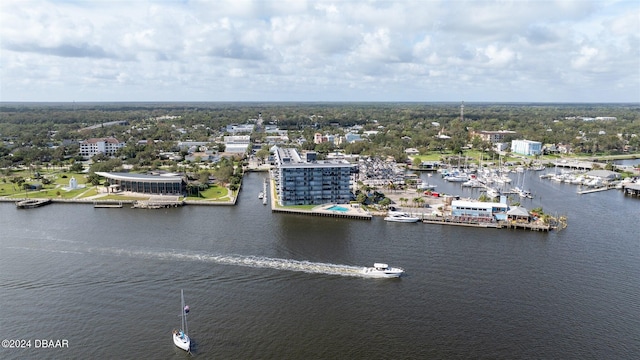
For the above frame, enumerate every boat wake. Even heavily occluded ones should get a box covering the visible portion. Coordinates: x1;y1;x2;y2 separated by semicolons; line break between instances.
91;247;367;278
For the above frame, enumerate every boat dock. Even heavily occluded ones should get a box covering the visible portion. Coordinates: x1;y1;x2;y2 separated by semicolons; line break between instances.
262;179;268;205
132;196;184;209
94;202;124;208
502;221;552;231
577;185;615;195
420;215;552;231
15;198;52;209
623;183;640;197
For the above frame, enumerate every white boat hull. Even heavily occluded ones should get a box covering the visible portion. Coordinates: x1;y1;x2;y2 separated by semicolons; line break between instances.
173;331;190;351
384;211;420;223
362;263;404;278
384;216;419;223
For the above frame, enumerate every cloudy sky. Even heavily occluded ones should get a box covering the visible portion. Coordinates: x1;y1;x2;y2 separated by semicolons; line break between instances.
1;0;638;102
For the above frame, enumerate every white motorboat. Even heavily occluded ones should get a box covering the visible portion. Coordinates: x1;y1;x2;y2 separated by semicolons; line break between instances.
384;211;420;223
417;182;437;190
513;186;533;199
172;289;191;352
362;263;404;278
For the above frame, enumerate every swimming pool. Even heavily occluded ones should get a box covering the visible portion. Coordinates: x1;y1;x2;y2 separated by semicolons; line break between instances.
326;205;349;212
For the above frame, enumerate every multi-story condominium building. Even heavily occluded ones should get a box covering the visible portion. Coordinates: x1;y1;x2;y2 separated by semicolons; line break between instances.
471;130;517;143
79;137;124;158
274;147;357;206
511;139;542;156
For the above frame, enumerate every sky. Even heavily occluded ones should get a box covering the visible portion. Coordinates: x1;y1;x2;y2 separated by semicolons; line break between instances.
1;0;639;103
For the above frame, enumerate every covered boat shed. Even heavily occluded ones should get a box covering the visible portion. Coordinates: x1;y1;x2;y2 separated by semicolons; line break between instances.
507;206;531;222
95;172;185;195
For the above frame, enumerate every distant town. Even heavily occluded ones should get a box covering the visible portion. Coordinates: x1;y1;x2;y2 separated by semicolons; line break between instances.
1;102;639;226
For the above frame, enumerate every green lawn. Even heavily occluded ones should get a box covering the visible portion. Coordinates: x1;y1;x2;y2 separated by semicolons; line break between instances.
185;185;231;201
0;170;92;198
52;173;89;185
4;186;96;199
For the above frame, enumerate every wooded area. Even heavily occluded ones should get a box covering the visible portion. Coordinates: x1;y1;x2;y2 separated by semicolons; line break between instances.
1;102;639;171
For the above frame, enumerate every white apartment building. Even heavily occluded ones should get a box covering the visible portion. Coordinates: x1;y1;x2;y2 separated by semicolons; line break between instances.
511;139;542;156
472;130;517;143
79;137;124;158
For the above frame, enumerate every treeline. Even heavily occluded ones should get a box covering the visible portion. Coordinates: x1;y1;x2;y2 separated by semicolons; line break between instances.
1;102;639;169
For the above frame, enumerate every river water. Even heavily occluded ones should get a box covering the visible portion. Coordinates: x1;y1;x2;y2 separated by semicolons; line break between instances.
1;166;639;359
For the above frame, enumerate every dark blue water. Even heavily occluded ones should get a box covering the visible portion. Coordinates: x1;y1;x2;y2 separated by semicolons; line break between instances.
1;169;639;359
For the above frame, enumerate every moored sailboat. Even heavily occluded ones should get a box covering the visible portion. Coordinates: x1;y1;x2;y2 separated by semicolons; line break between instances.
172;289;191;352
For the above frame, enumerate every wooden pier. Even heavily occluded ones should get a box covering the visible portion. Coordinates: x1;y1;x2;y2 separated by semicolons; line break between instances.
131;195;184;209
577;185;615;195
420;215;552;231
94;202;123;208
502;221;551;231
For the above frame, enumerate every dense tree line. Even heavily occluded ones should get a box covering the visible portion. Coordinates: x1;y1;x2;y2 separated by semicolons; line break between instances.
1;102;639;170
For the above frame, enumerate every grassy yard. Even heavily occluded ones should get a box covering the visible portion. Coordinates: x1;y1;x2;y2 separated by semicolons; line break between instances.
0;169;92;198
185;185;232;201
3;186;99;199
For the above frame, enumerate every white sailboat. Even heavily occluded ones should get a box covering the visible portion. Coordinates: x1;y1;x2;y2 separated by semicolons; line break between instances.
514;171;533;199
172;289;191;352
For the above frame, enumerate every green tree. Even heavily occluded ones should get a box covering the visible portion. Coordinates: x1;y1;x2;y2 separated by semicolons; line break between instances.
69;162;84;172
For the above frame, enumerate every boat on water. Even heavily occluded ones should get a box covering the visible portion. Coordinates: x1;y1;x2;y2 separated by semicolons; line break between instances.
384;211;420;223
172;289;191;352
513;186;533;199
362;263;404;278
417;182;437;190
258;192;264;199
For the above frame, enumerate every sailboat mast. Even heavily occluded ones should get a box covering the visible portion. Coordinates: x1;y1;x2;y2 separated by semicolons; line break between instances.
181;289;186;332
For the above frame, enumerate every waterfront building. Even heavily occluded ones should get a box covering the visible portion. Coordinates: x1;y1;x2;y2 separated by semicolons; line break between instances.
451;200;509;221
95;172;185;195
511;139;542;156
274;148;357;206
584;170;621;182
79;137;125;158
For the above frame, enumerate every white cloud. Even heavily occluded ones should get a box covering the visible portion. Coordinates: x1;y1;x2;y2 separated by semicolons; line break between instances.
0;0;638;102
